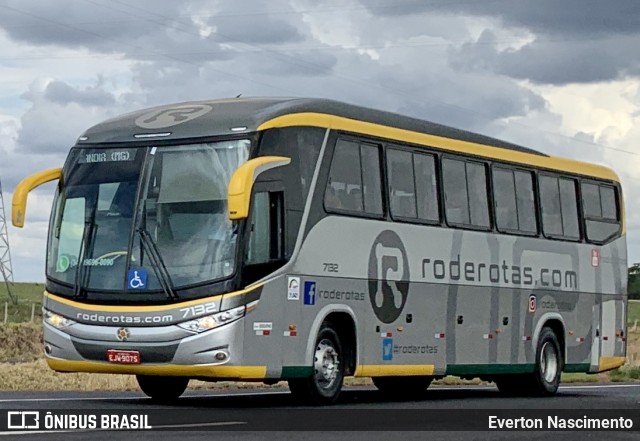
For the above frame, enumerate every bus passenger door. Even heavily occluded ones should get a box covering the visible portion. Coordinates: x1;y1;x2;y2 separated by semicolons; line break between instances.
241;182;288;372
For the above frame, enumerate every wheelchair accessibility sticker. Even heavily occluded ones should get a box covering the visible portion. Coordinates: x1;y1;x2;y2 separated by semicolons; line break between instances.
128;269;148;290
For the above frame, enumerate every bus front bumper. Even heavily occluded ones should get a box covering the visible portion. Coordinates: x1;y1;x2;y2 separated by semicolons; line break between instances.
42;319;267;380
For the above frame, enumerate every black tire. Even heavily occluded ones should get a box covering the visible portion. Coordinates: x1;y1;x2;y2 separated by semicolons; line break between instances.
372;376;432;398
288;322;344;405
529;327;563;396
496;327;563;396
136;375;189;402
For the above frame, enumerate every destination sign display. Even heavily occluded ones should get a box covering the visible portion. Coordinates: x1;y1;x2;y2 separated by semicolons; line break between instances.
78;149;137;164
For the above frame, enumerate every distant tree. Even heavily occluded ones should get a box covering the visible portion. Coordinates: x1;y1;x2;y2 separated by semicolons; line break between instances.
628;263;640;300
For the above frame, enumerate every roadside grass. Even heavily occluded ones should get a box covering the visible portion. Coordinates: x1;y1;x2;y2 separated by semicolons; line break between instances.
0;322;43;362
628;300;640;329
0;283;45;323
609;366;640;382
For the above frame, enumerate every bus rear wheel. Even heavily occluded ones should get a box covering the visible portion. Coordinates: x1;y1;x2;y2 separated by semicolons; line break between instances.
136;375;189;401
372;376;433;397
496;327;563;396
288;322;344;405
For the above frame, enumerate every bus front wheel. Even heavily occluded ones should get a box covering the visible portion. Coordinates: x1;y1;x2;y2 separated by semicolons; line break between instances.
288;322;344;405
136;375;189;401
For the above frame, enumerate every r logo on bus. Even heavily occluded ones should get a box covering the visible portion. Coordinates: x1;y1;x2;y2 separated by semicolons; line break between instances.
134;104;213;129
368;230;409;323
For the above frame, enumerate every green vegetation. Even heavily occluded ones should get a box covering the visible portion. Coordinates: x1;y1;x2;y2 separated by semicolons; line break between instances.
628;300;640;327
609;366;640;382
0;282;45;323
629;264;640;300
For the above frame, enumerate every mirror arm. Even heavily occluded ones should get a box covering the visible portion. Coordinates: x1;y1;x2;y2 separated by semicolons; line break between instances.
12;167;63;227
227;156;291;220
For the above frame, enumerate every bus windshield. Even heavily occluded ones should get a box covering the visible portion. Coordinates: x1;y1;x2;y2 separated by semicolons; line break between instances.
47;140;250;294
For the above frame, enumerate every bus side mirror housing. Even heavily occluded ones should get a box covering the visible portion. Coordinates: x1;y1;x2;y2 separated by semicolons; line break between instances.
12;167;63;228
227;156;291;220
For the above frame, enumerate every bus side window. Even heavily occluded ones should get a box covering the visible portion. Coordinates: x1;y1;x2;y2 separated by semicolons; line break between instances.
581;182;620;243
539;174;580;240
324;139;383;216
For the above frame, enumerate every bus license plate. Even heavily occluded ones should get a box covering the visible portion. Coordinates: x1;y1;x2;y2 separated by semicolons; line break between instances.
107;350;141;364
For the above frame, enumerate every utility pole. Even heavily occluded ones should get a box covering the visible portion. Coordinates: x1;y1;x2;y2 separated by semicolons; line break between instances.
0;177;16;305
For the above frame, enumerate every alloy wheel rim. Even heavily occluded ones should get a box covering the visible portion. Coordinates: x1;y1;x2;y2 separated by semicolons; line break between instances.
314;338;340;389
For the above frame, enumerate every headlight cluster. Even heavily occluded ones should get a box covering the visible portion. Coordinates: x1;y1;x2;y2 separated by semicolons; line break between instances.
177;305;246;333
44;310;76;329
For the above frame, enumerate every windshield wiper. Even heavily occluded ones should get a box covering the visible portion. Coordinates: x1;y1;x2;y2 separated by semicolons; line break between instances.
74;220;97;299
136;228;178;300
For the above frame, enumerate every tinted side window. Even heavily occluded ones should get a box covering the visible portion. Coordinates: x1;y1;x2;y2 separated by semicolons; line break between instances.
600;186;617;220
514;170;537;234
559;178;579;240
360;143;383;215
443;158;489;228
539;175;563;236
581;183;601;218
414;153;439;222
466;162;490;228
540;175;580;240
492;167;517;231
387;149;417;219
581;182;620;243
443;158;469;225
324;140;383;216
325;140;363;212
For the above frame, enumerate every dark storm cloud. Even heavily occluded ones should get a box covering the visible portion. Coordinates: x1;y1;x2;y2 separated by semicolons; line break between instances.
362;0;640;36
15;80;119;155
450;29;640;85
210;12;303;45
360;0;640;85
41;80;116;107
0;1;261;63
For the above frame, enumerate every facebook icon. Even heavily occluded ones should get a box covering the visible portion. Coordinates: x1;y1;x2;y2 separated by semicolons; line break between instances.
303;281;316;305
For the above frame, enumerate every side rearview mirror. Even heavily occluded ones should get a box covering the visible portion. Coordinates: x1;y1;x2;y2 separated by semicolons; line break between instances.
12;167;63;228
227;156;291;220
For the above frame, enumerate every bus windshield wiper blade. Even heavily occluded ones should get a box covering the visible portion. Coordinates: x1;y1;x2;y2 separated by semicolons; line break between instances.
137;228;178;300
74;221;97;299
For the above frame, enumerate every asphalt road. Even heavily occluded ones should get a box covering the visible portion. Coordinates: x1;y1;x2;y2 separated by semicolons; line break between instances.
1;383;639;440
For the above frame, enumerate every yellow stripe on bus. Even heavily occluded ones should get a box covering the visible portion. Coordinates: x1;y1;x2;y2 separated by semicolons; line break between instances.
354;365;435;377
44;283;263;313
597;356;625;372
257;113;620;182
46;358;267;379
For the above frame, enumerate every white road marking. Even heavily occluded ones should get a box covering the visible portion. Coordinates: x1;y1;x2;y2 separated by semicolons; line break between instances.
0;390;288;403
0;421;246;436
559;384;640;390
0;383;637;404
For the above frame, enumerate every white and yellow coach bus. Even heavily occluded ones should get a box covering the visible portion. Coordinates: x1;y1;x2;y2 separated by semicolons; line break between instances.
13;97;626;404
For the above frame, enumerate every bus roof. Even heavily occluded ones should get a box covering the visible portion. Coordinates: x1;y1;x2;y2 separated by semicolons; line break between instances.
77;97;619;182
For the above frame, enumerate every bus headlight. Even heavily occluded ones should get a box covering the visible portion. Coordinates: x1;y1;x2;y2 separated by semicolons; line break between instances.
44;310;76;329
177;305;246;333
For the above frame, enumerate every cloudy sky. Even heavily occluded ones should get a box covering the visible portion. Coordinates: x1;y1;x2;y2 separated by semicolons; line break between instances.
0;0;639;282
